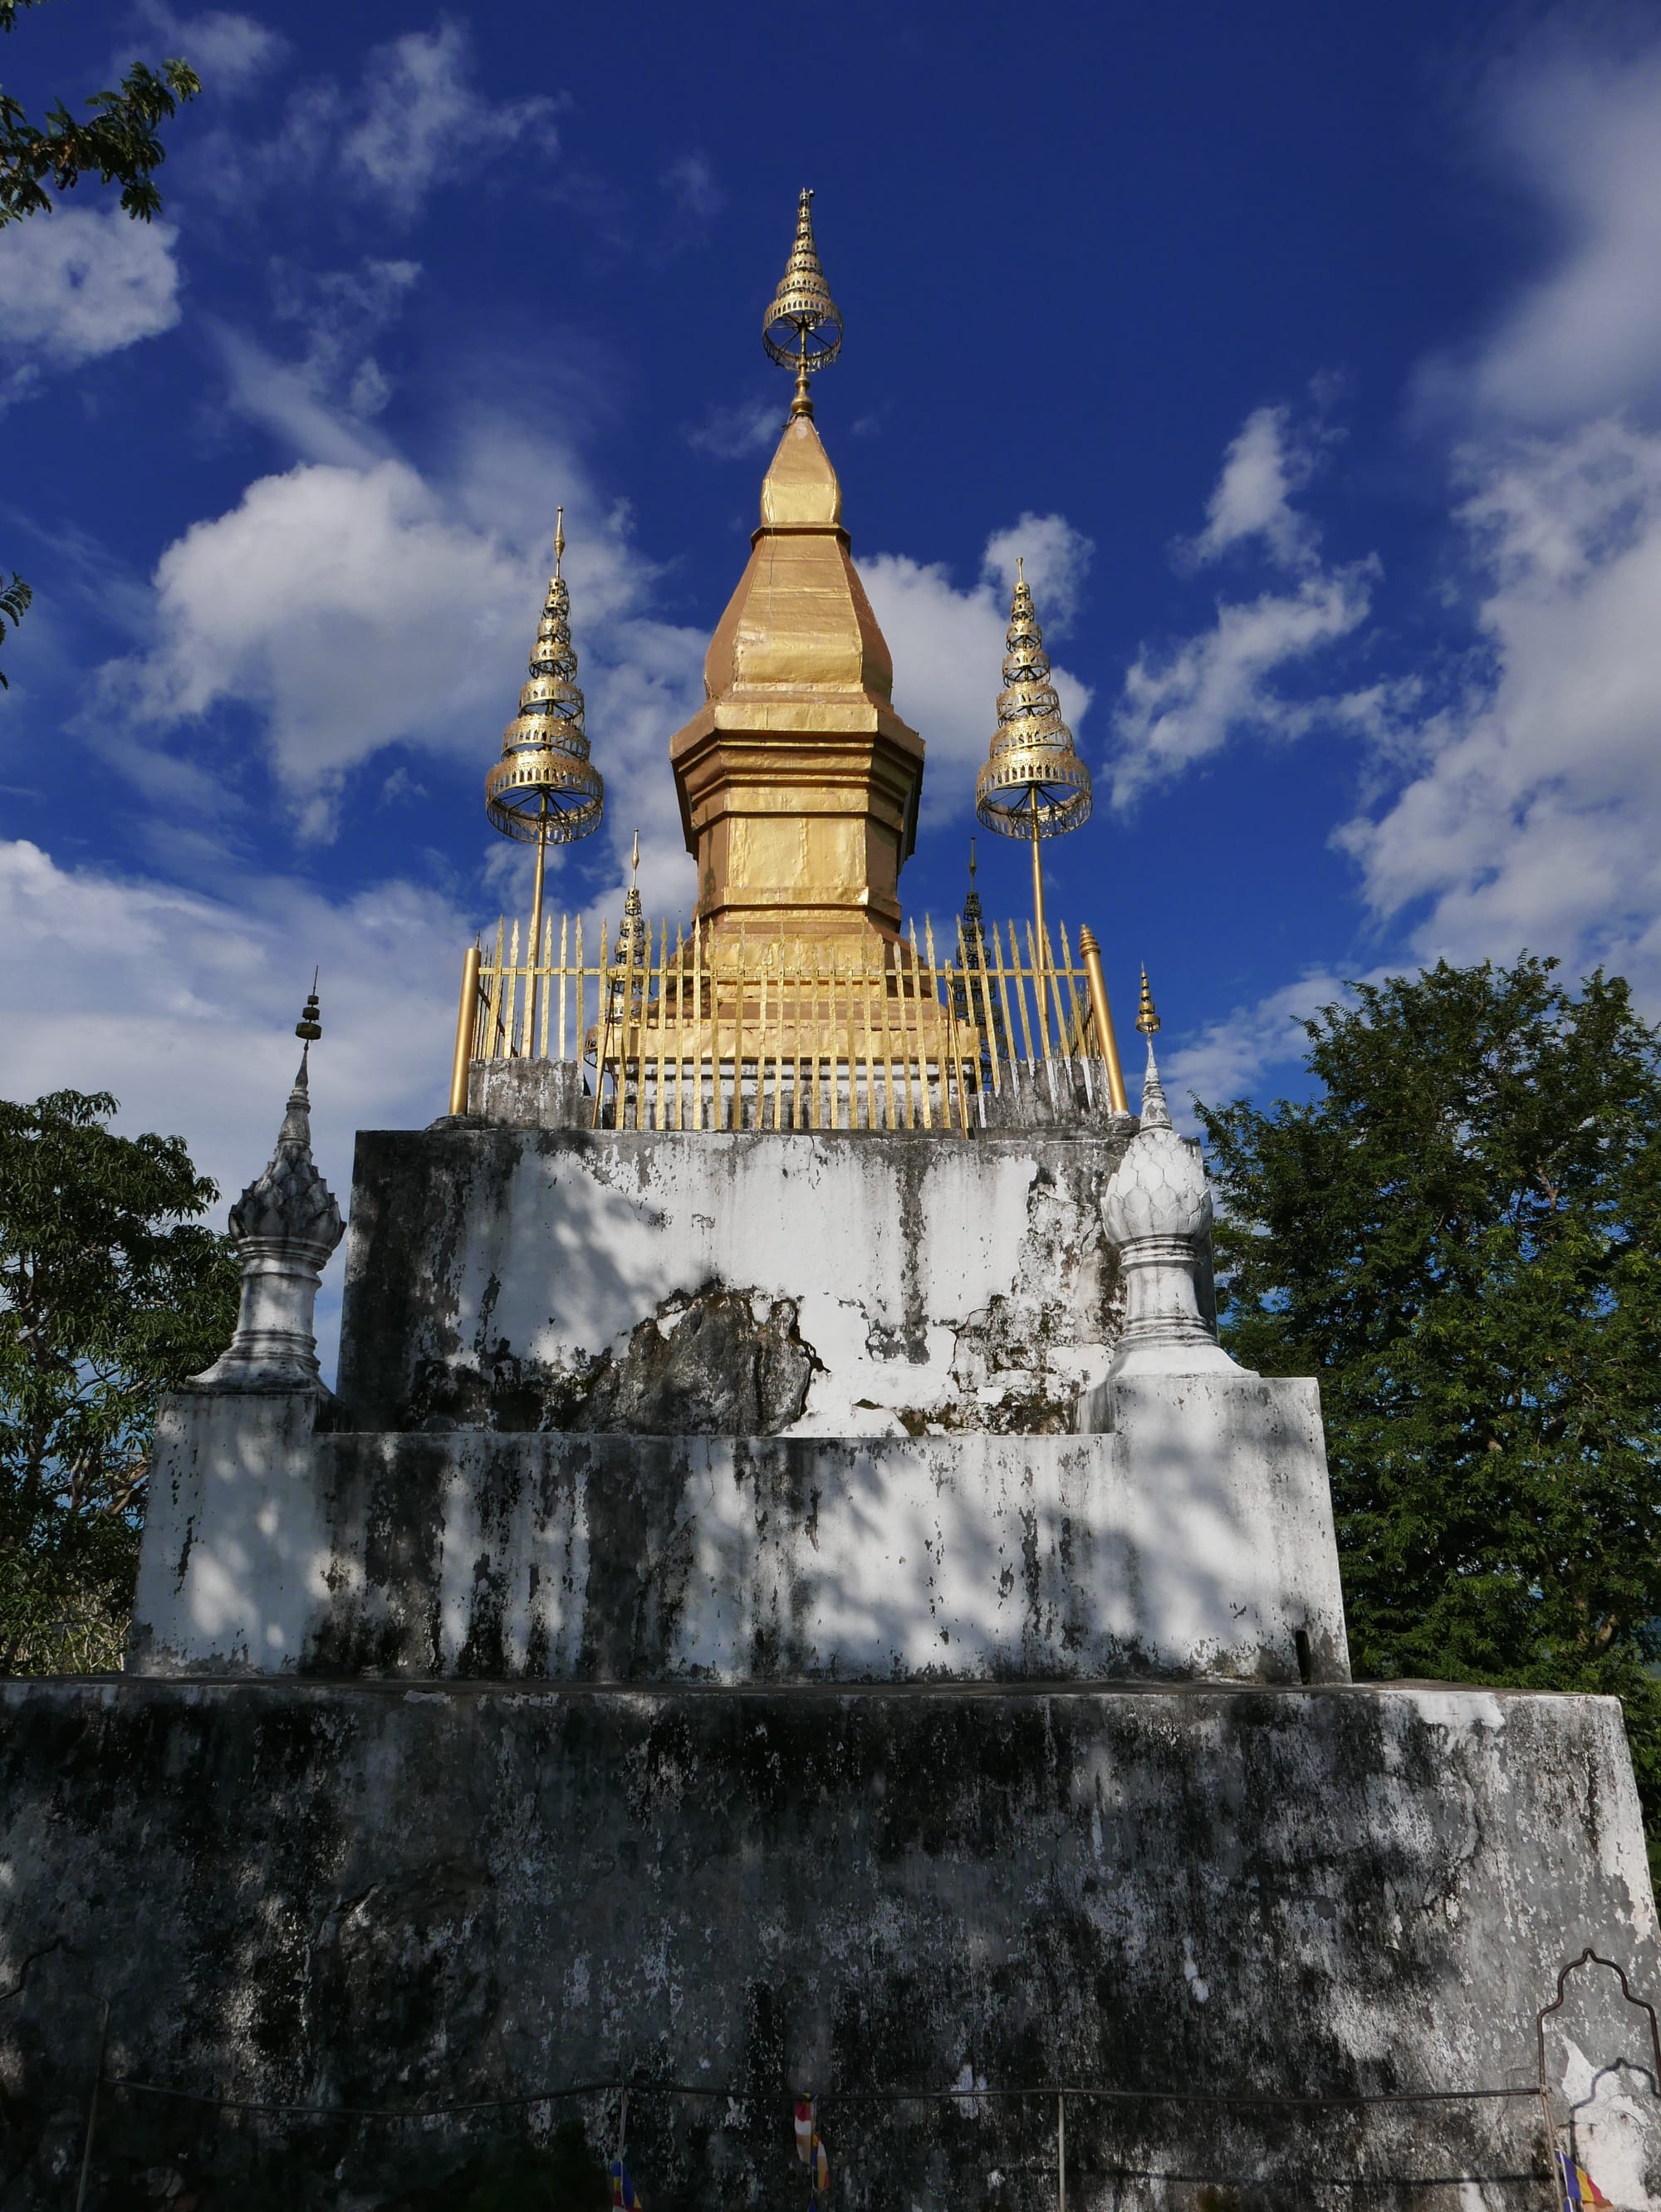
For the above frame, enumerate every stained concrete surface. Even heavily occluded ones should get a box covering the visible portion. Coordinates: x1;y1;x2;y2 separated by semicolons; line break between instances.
128;1384;1350;1685
336;1125;1138;1438
3;1676;1658;2210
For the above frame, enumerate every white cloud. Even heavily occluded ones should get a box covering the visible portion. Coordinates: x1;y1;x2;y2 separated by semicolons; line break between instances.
184;19;558;226
1111;569;1374;809
685;393;781;459
340;22;560;223
0;209;179;365
1106;400;1373;809
1138;30;1661;1107
111;412;706;895
131;5;288;92
0;834;475;1377
982;512;1094;629
664;152;723;223
1183;404;1321;569
1338;418;1661;1010
863;514;1095;828
261;254;423;427
212;325;390;467
128;454;518;813
1161;970;1369;1123
1418;41;1661;429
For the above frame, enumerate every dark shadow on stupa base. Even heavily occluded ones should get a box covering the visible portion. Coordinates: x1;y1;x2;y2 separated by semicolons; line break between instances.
2;1671;1655;2209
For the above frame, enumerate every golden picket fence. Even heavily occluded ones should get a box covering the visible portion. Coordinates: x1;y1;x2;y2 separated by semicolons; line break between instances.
449;912;1129;1131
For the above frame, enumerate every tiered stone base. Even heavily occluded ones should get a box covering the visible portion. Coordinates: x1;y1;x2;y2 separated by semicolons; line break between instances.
2;1679;1658;2210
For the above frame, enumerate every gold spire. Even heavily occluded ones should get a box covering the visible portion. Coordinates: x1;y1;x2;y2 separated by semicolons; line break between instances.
294;969;321;1042
974;567;1093;842
974;563;1094;1055
486;508;602;848
762;188;844;419
486;508;604;959
669;197;919;954
1136;965;1160;1036
671;264;919;954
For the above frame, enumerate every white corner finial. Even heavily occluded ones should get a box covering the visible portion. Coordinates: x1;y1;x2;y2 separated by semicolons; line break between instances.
193;1049;345;1392
1100;1038;1238;1379
1139;1034;1172;1130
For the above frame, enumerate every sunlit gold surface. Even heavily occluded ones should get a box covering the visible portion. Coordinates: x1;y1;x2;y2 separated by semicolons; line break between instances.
460;907;1117;1131
1136;964;1160;1036
449;942;482;1116
1078;925;1129;1114
669;411;924;957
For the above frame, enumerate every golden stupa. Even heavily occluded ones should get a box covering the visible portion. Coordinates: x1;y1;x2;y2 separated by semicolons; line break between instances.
669;189;924;958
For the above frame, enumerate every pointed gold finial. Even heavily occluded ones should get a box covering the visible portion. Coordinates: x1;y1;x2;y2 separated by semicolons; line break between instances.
294;967;321;1042
968;835;977;890
976;565;1094;1054
486;519;604;850
1136;965;1160;1037
487;513;604;965
763;188;843;420
615;831;648;971
975;567;1093;845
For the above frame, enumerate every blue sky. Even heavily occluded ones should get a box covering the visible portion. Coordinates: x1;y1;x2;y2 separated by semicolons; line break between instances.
5;0;1661;1239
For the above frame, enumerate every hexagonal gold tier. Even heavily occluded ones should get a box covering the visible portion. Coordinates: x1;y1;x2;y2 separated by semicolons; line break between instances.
669;412;924;957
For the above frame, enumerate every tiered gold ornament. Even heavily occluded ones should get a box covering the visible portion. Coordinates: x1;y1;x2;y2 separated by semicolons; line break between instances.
485;508;604;966
975;559;1093;959
762;187;844;419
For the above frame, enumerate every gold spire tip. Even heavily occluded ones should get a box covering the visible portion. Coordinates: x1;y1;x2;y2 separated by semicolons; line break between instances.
485;511;604;849
630;828;639;880
1136;965;1161;1037
763;186;843;419
974;564;1093;844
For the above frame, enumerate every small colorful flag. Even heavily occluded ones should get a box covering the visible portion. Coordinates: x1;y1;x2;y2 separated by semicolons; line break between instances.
1558;2151;1611;2205
610;2157;643;2212
793;2097;830;2209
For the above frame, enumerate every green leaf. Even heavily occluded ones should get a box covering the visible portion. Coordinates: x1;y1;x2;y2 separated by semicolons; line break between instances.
0;1090;240;1672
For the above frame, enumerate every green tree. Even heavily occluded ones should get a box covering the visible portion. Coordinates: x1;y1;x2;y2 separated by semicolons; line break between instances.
1198;956;1661;1837
1;0;200;686
0;1089;239;1672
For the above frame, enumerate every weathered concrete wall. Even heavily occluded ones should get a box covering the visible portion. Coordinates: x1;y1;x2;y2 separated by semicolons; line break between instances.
129;1374;1349;1685
2;1678;1657;2209
336;1125;1136;1437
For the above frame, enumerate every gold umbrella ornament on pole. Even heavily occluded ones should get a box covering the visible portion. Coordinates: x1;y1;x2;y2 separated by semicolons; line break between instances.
762;187;844;420
484;508;605;976
974;559;1093;1054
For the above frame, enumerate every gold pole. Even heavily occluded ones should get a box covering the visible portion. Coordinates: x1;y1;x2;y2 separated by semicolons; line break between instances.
1078;925;1128;1114
527;793;549;998
1029;798;1051;1053
449;942;481;1116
